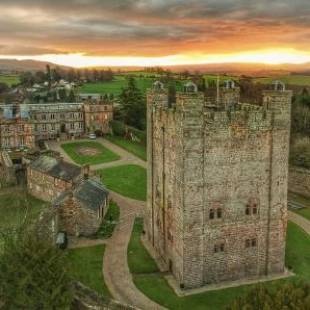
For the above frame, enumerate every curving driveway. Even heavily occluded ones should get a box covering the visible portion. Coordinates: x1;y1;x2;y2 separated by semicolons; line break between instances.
103;191;165;310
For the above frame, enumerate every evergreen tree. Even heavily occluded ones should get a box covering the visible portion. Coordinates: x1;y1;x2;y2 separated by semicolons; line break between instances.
67;90;76;103
0;223;73;309
118;76;146;130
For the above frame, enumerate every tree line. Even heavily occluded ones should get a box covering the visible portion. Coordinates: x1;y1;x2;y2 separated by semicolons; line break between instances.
20;65;114;87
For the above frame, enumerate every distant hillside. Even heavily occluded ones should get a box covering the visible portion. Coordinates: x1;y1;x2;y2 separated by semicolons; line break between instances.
0;59;70;72
1;57;310;77
88;62;310;77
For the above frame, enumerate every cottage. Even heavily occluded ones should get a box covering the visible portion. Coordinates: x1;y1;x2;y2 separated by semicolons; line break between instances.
53;178;109;236
27;155;82;202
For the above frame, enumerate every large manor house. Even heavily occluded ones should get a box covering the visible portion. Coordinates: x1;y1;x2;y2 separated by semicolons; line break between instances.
146;80;292;289
0;94;113;150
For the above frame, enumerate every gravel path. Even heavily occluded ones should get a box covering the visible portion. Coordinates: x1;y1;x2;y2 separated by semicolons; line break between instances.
288;211;310;235
103;191;165;310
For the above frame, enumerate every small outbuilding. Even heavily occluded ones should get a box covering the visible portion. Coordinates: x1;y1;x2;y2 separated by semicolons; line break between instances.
27;155;82;202
53;178;109;236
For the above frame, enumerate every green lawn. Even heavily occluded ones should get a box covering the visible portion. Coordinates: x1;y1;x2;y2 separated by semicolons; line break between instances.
99;164;147;201
61;141;120;165
254;75;310;86
105;135;147;161
129;220;310;310
80;75;155;96
0;74;20;86
95;201;120;239
0;191;47;228
128;218;159;274
67;245;111;298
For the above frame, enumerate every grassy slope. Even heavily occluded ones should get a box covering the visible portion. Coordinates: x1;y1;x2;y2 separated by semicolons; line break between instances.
105;136;147;161
0;191;47;228
0;74;20;86
99;165;147;201
67;245;111;298
129;221;310;310
61;141;120;165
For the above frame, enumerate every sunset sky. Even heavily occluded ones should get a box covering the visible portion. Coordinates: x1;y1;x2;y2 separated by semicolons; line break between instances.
0;0;310;67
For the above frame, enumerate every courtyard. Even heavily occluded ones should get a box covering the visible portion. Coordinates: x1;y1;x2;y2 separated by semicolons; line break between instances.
61;141;120;165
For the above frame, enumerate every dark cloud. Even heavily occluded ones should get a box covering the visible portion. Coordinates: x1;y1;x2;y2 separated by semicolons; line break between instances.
0;0;309;56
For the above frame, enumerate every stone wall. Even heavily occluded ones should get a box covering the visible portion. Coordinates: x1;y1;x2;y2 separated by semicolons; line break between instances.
83;103;113;134
27;168;75;202
0;151;16;188
289;166;310;198
56;196;106;236
146;84;292;289
0;120;35;149
72;282;137;310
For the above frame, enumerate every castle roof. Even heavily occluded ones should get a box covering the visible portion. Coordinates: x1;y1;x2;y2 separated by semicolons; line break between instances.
53;178;108;210
29;155;81;181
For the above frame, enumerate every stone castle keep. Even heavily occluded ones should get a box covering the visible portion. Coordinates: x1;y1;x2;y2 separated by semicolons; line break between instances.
145;80;292;289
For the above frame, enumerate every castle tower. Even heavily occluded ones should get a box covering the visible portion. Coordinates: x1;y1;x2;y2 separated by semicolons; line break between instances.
146;81;292;289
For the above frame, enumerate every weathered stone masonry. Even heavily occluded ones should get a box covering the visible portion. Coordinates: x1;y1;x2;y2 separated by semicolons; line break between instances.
145;82;292;289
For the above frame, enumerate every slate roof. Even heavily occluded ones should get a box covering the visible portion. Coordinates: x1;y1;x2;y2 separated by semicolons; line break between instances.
29;156;81;181
74;179;109;210
53;179;108;211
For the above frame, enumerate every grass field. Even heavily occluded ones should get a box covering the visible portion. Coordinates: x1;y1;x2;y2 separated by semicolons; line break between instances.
254;75;310;86
105;136;147;161
99;164;147;201
80;75;155;96
0;191;47;228
61;141;120;165
0;74;20;86
95;201;120;239
129;221;310;310
67;245;111;297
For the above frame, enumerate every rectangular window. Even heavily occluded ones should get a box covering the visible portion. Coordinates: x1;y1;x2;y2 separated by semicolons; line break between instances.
245;238;257;248
214;243;225;253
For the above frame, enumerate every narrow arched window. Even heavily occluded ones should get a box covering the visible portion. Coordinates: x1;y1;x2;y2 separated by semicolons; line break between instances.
209;209;215;219
217;208;222;219
245;204;251;215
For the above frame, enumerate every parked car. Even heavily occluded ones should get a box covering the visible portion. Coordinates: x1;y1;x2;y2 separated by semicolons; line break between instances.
56;231;68;249
88;133;96;139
